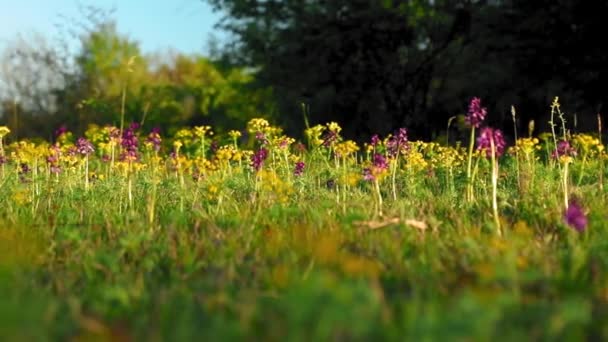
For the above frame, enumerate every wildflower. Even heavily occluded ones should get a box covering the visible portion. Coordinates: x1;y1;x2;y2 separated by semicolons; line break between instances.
255;132;269;145
552;140;577;160
322;130;339;147
305;125;325;147
386;128;408;157
0;156;6;165
55;125;68;138
363;153;389;181
247;118;270;134
121;123;139;161
76;137;95;156
465;97;487;128
564;200;588;232
294;161;305;177
251;148;269;171
193;125;213;138
0;126;10;138
146;127;162;152
228;130;242;139
477;127;506;158
322;122;342;147
47;145;61;174
371;134;380;147
334;140;359;158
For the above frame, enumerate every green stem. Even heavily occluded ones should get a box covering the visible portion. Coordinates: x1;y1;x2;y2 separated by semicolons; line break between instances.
466;126;476;202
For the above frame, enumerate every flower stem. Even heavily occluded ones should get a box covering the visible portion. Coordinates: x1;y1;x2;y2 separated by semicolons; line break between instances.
490;138;501;236
466;126;476;202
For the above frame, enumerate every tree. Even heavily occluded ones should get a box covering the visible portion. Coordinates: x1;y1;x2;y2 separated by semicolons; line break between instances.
206;0;473;139
207;0;608;140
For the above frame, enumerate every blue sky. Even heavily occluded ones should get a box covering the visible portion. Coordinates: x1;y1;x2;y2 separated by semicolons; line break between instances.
0;0;225;55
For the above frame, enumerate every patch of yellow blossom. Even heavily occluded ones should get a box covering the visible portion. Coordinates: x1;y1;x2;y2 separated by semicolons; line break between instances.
228;130;242;139
174;128;194;149
572;133;604;157
193;125;213;138
305;124;325;147
509;137;541;161
258;169;293;204
0;126;11;138
333;140;359;158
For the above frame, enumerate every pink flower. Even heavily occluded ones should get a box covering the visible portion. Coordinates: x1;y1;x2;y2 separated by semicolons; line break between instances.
564;200;588;232
465;97;487;128
477;127;506;158
251;148;269;171
294;161;305;176
552;140;577;159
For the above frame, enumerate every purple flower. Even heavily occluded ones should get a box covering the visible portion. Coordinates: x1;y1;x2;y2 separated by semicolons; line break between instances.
370;134;380;147
47;145;61;174
564;200;588;232
294;161;305;177
363;168;375;181
477;127;506;158
373;153;389;169
322;130;339;147
107;126;121;140
255;132;268;145
146;127;162;152
55;125;68;138
121;123;139;161
387;128;408;157
76;137;94;156
363;153;390;181
552;140;577;160
465;97;487;128
251;148;269;171
0;155;6;165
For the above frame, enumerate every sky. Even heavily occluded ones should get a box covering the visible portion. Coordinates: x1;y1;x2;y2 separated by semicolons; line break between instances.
0;0;225;55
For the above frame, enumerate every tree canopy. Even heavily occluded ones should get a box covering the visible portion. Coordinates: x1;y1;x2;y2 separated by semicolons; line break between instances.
207;0;608;140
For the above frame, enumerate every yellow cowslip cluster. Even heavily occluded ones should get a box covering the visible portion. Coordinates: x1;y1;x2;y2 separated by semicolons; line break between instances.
0;126;11;138
429;145;464;169
572;133;604;157
257;169;293;204
333;140;359;158
247;118;283;142
272;136;295;150
405;141;428;173
215;145;236;162
84;124;105;146
247;118;270;133
509;137;541;160
10;141;47;166
193;125;213;138
305;124;325;147
327;122;342;134
174;128;194;149
228;130;242;139
193;157;217;175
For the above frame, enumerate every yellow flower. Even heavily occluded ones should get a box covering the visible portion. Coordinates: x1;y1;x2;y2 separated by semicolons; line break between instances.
193;125;213;138
247;118;270;133
334;140;359;158
228;130;242;139
327;122;342;133
0;126;11;138
304;124;325;147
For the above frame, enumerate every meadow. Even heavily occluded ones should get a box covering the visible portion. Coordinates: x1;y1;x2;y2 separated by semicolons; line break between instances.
1;98;607;341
